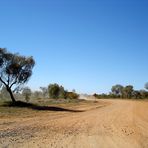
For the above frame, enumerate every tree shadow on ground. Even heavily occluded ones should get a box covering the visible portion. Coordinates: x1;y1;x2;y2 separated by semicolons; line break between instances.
1;101;83;112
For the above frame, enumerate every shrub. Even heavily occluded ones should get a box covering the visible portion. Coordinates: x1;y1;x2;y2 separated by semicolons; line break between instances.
66;92;79;99
48;83;66;99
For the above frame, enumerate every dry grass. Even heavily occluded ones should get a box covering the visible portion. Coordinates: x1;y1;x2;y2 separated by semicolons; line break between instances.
0;98;94;118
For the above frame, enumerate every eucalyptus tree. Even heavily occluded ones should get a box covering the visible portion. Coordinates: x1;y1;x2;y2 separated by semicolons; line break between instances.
0;48;35;102
48;83;66;99
111;84;124;97
122;85;134;99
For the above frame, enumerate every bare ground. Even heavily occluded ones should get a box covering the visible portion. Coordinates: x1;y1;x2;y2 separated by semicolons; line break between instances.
0;99;148;148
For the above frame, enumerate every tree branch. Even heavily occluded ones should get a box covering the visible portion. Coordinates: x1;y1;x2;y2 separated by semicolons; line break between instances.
7;74;10;86
10;80;17;88
0;77;8;89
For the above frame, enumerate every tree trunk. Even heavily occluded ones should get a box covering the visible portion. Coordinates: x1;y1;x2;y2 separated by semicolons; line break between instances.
7;87;16;103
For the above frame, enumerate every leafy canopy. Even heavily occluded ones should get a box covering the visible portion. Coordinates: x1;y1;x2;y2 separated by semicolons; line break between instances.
0;48;35;102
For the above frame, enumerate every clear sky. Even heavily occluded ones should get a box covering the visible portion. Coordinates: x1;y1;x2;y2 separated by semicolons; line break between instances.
0;0;148;94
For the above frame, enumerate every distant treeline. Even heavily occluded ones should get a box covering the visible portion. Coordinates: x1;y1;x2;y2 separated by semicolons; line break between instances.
0;83;79;102
0;48;147;103
94;83;148;99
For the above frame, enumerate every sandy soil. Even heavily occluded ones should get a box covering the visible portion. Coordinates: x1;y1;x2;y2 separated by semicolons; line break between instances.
0;99;148;148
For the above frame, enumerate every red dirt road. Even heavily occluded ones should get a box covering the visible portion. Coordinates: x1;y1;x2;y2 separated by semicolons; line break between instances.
0;99;148;148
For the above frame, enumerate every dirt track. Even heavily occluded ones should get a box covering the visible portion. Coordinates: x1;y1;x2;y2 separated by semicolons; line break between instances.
0;99;148;148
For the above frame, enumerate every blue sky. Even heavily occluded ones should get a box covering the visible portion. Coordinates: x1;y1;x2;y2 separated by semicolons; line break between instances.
0;0;148;94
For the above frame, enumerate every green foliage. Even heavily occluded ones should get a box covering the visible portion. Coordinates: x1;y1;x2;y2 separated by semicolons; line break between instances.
65;92;79;99
122;85;134;99
132;91;141;99
139;90;148;99
48;83;66;99
94;83;148;99
48;83;79;99
58;86;66;99
93;93;118;99
0;48;35;102
111;84;123;97
111;84;134;99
